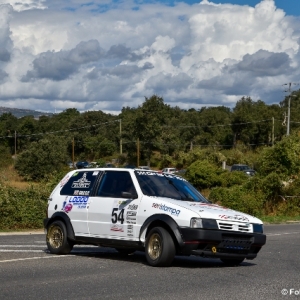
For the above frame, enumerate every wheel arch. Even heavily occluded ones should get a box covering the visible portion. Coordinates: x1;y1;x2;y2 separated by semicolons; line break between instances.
139;214;184;251
45;212;75;241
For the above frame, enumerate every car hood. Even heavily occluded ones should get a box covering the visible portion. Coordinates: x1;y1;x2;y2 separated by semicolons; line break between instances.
154;198;263;224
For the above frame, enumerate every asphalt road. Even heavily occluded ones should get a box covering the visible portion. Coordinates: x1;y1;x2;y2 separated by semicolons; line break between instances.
0;224;299;300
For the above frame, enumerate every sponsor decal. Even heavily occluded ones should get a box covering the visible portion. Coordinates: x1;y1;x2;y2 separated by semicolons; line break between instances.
110;224;124;232
73;190;90;196
190;203;228;210
71;173;91;188
136;171;162;176
127;211;137;217
128;204;138;210
65;196;89;209
92;171;99;176
127;221;136;224
64;203;73;213
136;171;187;181
60;175;70;188
152;203;180;217
219;214;249;222
68;196;89;204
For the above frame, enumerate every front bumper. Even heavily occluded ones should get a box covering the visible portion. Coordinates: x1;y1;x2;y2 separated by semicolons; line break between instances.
179;227;266;260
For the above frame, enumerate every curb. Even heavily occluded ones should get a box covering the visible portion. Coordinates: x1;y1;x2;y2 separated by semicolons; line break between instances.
0;230;44;236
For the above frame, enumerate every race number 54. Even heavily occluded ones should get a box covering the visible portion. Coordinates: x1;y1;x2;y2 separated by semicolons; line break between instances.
111;208;125;224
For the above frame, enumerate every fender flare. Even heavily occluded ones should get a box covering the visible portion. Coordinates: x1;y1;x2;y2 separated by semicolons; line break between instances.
45;212;75;241
139;214;184;248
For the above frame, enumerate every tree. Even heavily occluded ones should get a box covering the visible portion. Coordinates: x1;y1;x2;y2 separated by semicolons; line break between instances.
15;135;69;181
257;133;300;178
133;95;170;165
232;97;282;147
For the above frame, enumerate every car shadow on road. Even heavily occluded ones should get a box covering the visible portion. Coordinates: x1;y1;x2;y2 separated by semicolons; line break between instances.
45;246;256;269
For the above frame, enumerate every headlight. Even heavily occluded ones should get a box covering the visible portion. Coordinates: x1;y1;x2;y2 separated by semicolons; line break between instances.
190;218;203;228
190;218;218;229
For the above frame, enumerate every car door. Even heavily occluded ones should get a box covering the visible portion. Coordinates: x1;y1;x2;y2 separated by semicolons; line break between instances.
87;170;140;240
60;170;100;236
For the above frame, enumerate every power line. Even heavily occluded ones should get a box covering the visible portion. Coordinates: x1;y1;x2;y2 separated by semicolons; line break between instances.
0;119;121;139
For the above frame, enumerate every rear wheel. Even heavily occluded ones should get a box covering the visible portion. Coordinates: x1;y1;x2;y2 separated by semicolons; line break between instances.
145;227;175;267
46;220;73;254
220;258;245;266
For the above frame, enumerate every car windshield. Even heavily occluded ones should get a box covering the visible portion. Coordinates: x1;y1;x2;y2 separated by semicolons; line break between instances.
240;165;250;170
135;171;209;203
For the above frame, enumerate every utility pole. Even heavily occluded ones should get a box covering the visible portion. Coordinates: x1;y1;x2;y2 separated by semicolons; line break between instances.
272;117;274;146
72;137;75;167
119;119;122;155
137;138;140;167
284;82;299;136
14;131;17;157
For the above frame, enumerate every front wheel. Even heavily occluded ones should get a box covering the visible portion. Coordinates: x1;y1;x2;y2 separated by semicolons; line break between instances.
220;258;245;266
145;227;175;267
46;220;73;254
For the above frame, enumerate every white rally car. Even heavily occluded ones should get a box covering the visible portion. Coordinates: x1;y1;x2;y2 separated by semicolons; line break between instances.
44;168;266;267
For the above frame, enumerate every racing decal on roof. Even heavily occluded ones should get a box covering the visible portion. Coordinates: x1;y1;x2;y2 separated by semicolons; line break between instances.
71;173;91;188
152;203;180;217
136;171;164;176
136;171;187;181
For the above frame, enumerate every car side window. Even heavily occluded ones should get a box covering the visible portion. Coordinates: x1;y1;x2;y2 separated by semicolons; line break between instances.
97;171;137;198
60;171;100;196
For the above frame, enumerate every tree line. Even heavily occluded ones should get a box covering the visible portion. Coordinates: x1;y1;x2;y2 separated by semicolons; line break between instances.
0;93;299;180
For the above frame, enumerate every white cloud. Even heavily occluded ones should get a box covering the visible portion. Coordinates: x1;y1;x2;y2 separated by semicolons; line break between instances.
0;0;47;11
0;0;299;114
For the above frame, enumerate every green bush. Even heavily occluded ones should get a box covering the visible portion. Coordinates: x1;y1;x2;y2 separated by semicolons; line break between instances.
0;183;50;230
219;170;249;187
185;160;225;190
0;146;14;168
209;185;265;217
257;134;300;178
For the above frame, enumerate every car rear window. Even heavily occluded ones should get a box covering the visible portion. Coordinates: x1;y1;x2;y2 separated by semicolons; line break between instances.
60;171;100;196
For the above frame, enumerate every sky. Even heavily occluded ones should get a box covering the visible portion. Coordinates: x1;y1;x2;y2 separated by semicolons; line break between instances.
0;0;300;114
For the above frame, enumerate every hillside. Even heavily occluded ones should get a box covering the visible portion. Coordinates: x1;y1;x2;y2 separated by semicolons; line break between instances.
0;107;53;118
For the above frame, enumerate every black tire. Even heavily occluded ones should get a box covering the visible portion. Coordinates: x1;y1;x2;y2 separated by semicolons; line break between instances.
220;258;245;266
145;227;175;267
46;220;73;254
116;248;136;255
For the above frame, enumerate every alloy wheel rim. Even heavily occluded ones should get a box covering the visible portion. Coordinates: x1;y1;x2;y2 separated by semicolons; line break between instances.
148;233;162;260
48;226;63;249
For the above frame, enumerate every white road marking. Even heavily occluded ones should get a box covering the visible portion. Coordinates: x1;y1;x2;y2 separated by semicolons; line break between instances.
0;256;71;263
0;245;46;247
0;250;47;252
266;231;300;236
